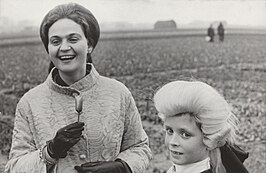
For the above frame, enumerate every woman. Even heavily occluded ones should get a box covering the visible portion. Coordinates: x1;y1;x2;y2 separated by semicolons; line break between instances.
153;80;249;173
5;3;152;173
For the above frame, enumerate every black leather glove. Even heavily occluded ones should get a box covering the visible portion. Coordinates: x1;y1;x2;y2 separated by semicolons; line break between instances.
74;159;132;173
47;122;85;159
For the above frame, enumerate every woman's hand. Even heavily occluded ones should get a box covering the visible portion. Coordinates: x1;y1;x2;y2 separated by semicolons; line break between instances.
47;122;85;159
74;159;132;173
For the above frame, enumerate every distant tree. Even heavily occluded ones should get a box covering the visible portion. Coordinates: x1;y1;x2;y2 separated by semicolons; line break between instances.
154;20;177;30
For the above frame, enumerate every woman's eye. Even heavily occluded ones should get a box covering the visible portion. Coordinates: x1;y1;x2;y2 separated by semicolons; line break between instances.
50;39;60;45
69;37;79;43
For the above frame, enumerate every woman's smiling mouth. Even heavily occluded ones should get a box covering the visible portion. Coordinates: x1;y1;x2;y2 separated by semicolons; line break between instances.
59;55;75;61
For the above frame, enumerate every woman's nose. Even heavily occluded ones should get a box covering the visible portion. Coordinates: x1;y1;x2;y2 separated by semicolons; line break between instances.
60;41;71;51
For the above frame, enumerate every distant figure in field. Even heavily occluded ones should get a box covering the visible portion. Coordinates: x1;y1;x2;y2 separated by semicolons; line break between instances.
217;22;225;42
207;24;215;42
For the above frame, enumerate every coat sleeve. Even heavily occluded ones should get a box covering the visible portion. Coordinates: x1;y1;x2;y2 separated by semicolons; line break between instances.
116;92;152;173
5;99;46;173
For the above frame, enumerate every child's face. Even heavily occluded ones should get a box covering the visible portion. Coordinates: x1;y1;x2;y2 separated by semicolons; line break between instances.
164;114;209;165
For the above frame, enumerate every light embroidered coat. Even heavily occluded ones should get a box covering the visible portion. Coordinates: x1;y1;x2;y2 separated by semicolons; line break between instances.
5;64;152;173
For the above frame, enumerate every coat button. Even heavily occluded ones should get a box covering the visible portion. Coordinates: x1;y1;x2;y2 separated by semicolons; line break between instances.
79;154;86;159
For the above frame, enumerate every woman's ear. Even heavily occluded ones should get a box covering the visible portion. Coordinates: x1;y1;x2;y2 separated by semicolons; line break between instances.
88;46;93;54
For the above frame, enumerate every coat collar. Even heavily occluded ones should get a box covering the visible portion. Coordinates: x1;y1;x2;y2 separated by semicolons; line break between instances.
46;63;100;96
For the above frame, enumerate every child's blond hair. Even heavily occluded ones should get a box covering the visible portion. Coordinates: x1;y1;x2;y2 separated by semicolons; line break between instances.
154;80;239;173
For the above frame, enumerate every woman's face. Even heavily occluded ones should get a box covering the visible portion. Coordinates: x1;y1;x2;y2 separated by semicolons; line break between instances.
164;114;208;165
48;18;90;77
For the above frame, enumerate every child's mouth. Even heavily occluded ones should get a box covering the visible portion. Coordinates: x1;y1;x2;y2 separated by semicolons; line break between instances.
171;150;183;155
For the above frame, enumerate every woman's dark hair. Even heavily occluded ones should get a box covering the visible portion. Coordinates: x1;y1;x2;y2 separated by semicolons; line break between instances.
39;3;100;73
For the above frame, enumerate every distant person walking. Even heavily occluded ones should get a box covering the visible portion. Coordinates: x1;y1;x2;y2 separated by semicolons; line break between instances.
217;22;225;42
207;24;215;42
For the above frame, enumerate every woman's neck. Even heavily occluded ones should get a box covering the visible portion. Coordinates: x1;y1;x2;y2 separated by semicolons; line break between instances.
58;69;86;86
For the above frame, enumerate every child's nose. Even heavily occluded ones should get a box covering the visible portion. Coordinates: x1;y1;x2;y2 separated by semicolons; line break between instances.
169;134;180;146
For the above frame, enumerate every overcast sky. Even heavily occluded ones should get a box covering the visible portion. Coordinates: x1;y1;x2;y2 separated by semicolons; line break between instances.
1;0;266;27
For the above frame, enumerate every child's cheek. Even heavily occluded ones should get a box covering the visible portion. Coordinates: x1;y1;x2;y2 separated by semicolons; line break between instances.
165;135;170;148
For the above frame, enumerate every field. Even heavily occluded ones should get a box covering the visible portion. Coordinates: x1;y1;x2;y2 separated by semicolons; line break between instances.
0;32;266;172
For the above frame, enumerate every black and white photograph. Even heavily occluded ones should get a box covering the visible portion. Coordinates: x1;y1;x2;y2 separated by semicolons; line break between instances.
0;0;265;172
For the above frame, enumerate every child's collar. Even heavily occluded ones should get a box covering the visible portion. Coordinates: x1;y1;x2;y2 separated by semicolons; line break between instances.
172;157;210;173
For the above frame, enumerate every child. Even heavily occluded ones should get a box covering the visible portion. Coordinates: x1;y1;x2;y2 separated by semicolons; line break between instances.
153;80;249;173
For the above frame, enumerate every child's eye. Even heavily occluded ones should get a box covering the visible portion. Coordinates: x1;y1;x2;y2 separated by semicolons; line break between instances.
180;131;191;138
165;128;173;135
